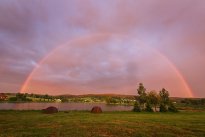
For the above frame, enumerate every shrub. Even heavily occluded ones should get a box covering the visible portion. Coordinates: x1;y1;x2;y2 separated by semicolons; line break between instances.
168;103;178;112
145;103;153;112
9;97;17;101
133;101;141;112
160;104;168;112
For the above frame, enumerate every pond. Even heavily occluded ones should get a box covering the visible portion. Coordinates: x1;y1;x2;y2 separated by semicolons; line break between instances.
0;103;133;111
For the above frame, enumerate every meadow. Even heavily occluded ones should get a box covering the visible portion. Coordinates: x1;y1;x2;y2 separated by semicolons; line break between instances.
0;110;205;137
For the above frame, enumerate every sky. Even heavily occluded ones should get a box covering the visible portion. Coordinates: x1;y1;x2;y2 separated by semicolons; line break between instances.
0;0;205;97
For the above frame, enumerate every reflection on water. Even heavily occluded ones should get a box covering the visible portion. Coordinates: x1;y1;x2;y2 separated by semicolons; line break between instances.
0;103;133;111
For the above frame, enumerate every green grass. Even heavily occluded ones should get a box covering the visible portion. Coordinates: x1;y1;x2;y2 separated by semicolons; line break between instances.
0;111;205;137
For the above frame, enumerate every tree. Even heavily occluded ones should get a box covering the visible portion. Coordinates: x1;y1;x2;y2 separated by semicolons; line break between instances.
9;97;17;102
159;88;170;112
133;101;141;112
16;93;27;101
105;97;119;104
137;83;146;95
145;102;153;112
137;83;147;110
106;97;111;104
160;104;168;112
44;94;49;101
147;91;160;112
159;88;169;105
134;84;178;113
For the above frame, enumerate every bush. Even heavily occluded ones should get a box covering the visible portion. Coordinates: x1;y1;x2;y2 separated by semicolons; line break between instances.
145;103;153;112
61;98;69;102
168;103;178;112
8;96;32;102
160;104;168;112
24;98;32;102
9;97;17;101
133;101;141;112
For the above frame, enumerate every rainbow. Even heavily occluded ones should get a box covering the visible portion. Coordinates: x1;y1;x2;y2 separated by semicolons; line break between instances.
20;33;194;97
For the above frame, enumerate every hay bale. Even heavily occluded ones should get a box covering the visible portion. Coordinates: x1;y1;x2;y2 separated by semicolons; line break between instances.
91;106;102;113
42;106;58;114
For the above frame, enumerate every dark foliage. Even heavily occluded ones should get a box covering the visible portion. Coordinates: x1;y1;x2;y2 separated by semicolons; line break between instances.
160;104;168;112
181;98;205;106
168;103;178;112
133;101;141;112
145;103;153;112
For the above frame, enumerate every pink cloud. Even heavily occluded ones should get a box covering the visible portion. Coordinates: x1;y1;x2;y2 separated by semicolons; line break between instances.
0;0;205;97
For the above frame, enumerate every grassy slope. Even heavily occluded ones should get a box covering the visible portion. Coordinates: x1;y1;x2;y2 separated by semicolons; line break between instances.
0;111;205;137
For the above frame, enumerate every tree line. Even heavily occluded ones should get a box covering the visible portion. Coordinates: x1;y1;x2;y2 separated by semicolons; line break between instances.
8;93;55;102
181;98;205;106
133;83;178;112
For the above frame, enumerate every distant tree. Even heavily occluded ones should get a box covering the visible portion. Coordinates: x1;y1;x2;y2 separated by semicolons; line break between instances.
137;83;147;110
35;94;40;98
133;101;141;112
16;93;26;101
106;97;111;104
30;93;34;97
201;99;205;105
61;98;68;102
24;93;28;98
11;93;32;102
105;97;119;104
44;94;49;101
147;91;160;112
181;98;205;106
9;97;17;102
50;96;55;101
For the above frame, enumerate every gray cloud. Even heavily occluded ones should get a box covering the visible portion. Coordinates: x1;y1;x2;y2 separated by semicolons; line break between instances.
0;0;205;97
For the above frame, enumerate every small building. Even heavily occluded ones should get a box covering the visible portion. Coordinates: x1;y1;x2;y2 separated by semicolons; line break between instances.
0;93;7;100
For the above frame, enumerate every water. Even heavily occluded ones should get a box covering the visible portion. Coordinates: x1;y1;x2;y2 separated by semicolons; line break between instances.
0;103;133;111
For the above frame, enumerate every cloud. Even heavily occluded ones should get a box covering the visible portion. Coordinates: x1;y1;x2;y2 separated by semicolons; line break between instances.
0;0;205;97
22;36;192;97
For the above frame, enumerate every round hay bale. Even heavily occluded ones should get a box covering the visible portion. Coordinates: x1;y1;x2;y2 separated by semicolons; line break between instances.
42;106;58;114
91;106;102;113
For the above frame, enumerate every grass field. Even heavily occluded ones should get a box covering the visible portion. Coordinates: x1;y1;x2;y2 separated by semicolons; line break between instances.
0;111;205;137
